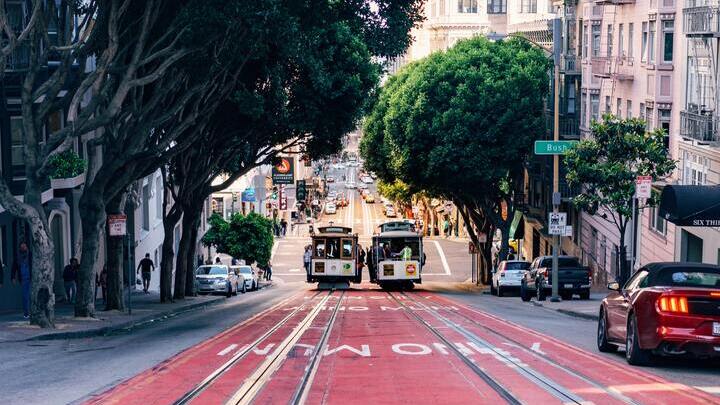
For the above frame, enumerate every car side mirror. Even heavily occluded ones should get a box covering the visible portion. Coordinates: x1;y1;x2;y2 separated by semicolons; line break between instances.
607;282;620;291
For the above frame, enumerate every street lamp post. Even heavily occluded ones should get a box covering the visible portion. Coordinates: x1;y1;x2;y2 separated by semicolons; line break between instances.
496;18;563;301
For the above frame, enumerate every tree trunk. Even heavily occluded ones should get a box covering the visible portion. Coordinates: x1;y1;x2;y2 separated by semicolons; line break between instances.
28;209;55;328
184;218;199;297
618;232;630;287
104;193;128;311
76;193;106;317
160;208;182;303
173;211;192;301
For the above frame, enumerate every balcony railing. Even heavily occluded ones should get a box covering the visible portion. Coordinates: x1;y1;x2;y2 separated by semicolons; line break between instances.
594;0;635;5
684;1;720;37
680;110;720;143
591;56;611;77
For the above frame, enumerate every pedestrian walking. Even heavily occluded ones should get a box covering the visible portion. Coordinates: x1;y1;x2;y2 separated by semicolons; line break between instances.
11;242;32;319
280;218;288;236
62;258;79;304
136;253;155;293
303;246;312;282
96;266;108;304
264;262;273;281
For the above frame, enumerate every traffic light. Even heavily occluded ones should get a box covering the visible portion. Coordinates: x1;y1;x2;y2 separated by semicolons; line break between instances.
232;192;238;202
271;186;278;200
296;180;306;201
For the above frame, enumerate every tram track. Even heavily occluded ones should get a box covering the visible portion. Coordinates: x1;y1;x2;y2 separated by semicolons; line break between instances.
412;293;642;405
173;291;326;405
385;291;523;405
224;290;345;405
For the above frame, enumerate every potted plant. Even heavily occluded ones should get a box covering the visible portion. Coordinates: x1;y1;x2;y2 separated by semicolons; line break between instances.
49;150;87;189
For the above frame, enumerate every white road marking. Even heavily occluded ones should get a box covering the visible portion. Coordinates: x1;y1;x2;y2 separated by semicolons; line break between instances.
432;240;452;275
289;268;301;272
217;344;238;356
270;241;280;260
695;386;720;394
531;342;546;355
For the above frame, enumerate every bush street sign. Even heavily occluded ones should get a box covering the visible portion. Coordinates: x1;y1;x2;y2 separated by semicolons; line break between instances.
534;141;578;155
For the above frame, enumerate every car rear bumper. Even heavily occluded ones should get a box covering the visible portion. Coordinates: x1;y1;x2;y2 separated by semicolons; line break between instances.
498;279;522;287
197;283;228;293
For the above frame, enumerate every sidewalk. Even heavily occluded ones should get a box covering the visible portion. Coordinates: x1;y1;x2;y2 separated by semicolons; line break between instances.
531;292;604;320
0;291;226;343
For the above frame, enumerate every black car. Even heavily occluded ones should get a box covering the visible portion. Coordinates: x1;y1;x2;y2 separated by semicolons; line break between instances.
520;256;592;302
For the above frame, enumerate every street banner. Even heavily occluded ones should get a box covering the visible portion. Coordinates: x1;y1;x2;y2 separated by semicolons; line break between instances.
548;212;567;235
241;187;256;202
108;214;127;236
635;175;652;199
272;157;295;184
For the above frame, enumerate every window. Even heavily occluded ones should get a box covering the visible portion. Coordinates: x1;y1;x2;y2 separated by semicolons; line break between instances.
626;100;632;118
326;238;340;258
591;25;601;57
142;183;150;231
313;239;326;258
624;269;649;290
607;24;613;57
581;93;587;126
581;23;587;58
568;84;576;114
641;22;648;63
155;177;163;219
662;20;674;62
649;21;656;63
649;206;666;235
628;23;634;59
683;152;708;185
341;239;354;259
10;116;24;167
605;96;611;114
639;102;646;121
591;94;600;122
211;197;224;215
487;0;506;13
646;105;654;129
520;0;537;13
619;24;624;57
458;0;478;12
616;98;622;117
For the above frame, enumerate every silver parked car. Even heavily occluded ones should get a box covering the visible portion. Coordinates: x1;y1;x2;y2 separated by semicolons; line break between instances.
491;260;530;297
231;265;259;293
196;265;239;297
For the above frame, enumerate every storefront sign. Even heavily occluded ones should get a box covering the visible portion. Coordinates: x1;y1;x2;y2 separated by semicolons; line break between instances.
272;157;295;184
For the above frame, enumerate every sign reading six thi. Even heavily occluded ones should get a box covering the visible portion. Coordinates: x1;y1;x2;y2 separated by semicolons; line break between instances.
534;141;578;155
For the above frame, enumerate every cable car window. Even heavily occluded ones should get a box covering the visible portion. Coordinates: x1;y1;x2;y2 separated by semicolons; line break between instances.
341;238;353;259
313;239;326;258
326;238;341;259
376;237;421;260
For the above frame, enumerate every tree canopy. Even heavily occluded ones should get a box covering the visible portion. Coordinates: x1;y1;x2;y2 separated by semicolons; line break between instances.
203;213;274;267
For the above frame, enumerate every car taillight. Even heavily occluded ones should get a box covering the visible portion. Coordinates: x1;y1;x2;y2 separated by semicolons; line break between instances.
657;296;689;314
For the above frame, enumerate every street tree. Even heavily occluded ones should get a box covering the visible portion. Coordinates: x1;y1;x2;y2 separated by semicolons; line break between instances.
202;213;274;267
362;37;550;282
565;115;676;285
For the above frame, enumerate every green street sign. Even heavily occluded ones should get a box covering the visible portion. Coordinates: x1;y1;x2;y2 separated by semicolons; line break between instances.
534;140;578;155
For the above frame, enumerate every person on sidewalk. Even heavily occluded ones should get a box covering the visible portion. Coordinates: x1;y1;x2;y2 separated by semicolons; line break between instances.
62;258;79;304
11;242;32;319
264;262;273;281
136;253;155;293
303;246;312;283
280;218;288;236
96;266;108;304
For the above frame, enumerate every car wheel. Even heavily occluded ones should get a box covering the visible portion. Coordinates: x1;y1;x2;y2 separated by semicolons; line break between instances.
253;281;258;291
520;281;531;302
226;284;232;298
490;282;497;296
597;308;617;353
241;281;246;294
579;289;591;300
536;279;546;301
497;285;504;297
626;313;653;366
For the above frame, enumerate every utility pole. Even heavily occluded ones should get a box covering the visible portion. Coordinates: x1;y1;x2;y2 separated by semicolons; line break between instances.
550;18;562;302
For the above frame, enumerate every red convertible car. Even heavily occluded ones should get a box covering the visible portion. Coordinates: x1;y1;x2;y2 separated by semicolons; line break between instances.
597;262;720;365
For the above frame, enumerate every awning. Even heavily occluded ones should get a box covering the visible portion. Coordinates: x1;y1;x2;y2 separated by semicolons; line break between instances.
659;185;720;226
509;211;525;240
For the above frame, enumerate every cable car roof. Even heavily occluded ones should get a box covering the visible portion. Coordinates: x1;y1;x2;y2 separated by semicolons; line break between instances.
374;230;421;238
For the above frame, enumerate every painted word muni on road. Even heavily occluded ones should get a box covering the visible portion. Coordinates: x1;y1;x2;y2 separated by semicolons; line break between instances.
534;140;578;155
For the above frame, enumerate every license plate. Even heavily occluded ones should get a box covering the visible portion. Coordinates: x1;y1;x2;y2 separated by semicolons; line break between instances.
713;322;720;336
564;284;573;288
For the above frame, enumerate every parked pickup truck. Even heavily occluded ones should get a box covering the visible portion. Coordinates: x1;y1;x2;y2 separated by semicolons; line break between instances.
520;256;592;302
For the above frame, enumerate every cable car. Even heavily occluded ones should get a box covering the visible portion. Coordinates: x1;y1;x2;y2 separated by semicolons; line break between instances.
370;221;424;289
308;225;361;288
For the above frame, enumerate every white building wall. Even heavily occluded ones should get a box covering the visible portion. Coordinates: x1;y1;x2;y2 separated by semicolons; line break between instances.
133;170;166;292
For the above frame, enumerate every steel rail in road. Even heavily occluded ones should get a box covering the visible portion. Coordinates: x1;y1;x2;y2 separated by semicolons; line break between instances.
413;294;642;405
290;289;346;405
385;292;522;405
225;290;345;405
173;291;325;405
397;292;586;405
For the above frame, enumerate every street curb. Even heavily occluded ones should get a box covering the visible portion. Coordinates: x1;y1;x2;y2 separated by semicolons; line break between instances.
531;301;599;321
21;296;227;342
